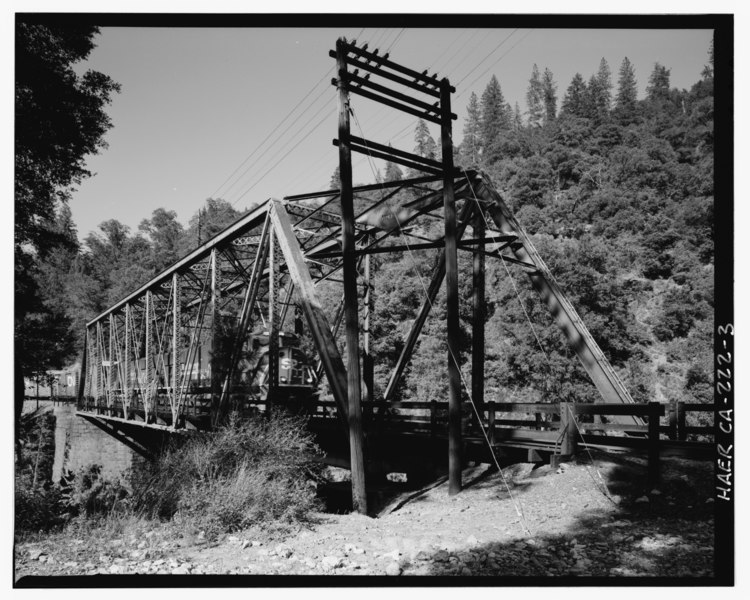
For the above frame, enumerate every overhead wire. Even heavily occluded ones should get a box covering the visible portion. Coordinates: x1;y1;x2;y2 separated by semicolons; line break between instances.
454;28;519;87
208;28;365;204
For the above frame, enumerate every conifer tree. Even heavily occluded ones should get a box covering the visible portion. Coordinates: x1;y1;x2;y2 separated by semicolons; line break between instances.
596;58;613;112
615;57;638;124
413;119;437;160
561;73;588;118
384;158;403;182
701;39;714;80
480;75;511;164
542;67;557;124
330;165;341;189
512;102;523;131
526;64;544;127
460;91;482;167
647;62;671;102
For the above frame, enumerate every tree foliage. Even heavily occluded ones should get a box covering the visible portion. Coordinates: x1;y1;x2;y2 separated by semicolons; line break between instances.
15;20;120;422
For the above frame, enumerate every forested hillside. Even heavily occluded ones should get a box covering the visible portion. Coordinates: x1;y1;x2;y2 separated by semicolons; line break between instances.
32;44;714;409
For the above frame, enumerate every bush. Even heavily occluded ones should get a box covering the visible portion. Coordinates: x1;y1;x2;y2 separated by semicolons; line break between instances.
15;472;64;532
131;412;323;538
63;464;131;519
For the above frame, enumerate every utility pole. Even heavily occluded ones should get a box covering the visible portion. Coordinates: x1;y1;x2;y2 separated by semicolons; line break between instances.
440;78;462;495
336;37;367;514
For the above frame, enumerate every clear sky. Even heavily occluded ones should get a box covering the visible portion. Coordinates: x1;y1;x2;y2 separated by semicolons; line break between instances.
69;25;712;241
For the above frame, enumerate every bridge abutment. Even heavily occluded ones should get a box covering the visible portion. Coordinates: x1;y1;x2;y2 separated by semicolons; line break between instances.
52;404;143;482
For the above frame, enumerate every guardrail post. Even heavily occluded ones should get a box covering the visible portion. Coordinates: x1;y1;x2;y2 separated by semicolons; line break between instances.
487;401;495;445
668;400;677;440
677;401;686;441
648;401;661;487
430;400;437;438
560;402;577;456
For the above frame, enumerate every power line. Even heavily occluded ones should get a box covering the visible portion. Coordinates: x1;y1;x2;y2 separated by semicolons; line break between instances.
231;105;335;206
210;69;333;200
457;29;536;99
220;81;335;201
455;28;519;87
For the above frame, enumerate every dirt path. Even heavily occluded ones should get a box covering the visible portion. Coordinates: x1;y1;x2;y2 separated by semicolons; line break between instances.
15;451;714;580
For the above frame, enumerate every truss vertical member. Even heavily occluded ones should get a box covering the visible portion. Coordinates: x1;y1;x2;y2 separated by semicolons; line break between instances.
336;37;367;514
267;226;279;412
210;249;221;423
440;78;462;495
472;211;486;430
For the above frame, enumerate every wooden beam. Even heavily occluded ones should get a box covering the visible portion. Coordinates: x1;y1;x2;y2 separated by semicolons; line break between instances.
334;138;443;176
329;49;441;98
347;134;444;171
268;200;350;430
342;72;447;118
283;173;443;201
337;38;367;515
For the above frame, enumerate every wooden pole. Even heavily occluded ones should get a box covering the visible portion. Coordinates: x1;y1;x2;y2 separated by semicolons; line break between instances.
487;401;496;445
471;212;486;431
560;402;577;456
441;77;461;496
677;400;686;441
648;401;661;486
337;38;367;514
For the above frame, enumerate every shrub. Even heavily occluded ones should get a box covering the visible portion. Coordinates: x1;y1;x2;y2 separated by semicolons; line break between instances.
131;412;323;538
63;464;131;519
15;472;64;532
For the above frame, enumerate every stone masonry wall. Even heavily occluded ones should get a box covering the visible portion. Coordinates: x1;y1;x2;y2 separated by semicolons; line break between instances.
52;404;136;482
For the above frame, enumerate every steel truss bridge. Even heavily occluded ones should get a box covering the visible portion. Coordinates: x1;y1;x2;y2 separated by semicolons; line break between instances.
75;38;684;511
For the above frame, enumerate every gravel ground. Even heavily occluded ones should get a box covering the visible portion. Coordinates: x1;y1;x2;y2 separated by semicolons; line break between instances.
14;450;715;582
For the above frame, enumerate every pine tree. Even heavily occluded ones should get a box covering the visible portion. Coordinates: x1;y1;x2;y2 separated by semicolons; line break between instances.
480;75;511;164
526;64;544;127
561;73;587;118
647;62;671;102
701;39;714;80
542;67;557;124
596;58;613;113
413;119;437;160
384;158;403;182
460;91;482;167
615;57;638;124
330;165;341;189
512;102;523;131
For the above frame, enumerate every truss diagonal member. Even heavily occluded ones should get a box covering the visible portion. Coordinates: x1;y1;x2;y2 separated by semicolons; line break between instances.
383;198;475;401
470;172;641;427
216;212;272;426
269;199;350;433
